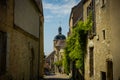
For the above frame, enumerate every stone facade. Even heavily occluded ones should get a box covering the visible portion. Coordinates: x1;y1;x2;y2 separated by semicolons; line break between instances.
45;51;55;73
69;1;83;35
69;0;120;80
84;0;112;80
0;0;44;80
84;0;120;80
69;1;84;79
110;0;120;80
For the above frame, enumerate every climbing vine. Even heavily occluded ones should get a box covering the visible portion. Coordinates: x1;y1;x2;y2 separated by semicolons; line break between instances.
62;49;70;74
63;14;92;74
54;60;62;67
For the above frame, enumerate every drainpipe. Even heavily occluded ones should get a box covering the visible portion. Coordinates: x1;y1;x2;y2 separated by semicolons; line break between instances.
39;13;44;79
38;16;40;80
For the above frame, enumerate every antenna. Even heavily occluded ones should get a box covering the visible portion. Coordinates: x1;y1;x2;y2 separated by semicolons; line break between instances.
59;21;61;27
58;21;62;34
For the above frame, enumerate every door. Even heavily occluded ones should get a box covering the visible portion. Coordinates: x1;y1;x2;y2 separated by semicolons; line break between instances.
30;48;34;80
101;71;106;80
107;60;113;80
0;31;7;75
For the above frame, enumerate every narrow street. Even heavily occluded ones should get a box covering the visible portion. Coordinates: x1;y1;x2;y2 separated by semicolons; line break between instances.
43;73;70;80
0;0;120;80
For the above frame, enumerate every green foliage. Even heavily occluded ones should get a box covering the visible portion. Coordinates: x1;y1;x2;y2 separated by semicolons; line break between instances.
62;50;70;74
54;60;62;67
63;14;92;74
76;60;82;69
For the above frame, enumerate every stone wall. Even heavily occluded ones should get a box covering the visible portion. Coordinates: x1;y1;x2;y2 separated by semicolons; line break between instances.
70;0;120;80
83;0;92;80
69;1;83;35
110;0;120;79
0;0;43;80
9;29;39;80
14;0;40;38
39;17;44;77
84;0;112;80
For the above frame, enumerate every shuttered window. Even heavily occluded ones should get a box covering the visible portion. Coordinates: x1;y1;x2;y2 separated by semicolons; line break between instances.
87;1;96;36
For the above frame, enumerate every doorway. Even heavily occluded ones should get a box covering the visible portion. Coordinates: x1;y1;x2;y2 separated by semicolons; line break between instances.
107;60;113;80
0;31;7;75
101;71;106;80
30;47;34;80
89;47;94;77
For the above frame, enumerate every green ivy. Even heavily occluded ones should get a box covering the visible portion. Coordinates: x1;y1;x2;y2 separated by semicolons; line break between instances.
54;60;62;67
63;14;92;74
62;49;70;74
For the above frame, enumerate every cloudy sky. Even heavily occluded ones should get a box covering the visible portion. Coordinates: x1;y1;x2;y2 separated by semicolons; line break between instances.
43;0;80;55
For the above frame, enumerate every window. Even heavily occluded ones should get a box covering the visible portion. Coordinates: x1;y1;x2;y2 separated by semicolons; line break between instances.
30;47;34;80
101;0;105;8
0;31;7;75
87;1;96;36
102;30;105;40
89;47;94;77
101;71;106;80
87;2;93;16
31;48;34;60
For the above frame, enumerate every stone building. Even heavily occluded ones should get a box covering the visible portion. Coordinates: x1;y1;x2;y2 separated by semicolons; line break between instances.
0;0;44;80
83;0;120;80
69;0;84;78
69;0;120;80
53;27;66;73
69;1;83;35
45;51;55;73
110;0;120;80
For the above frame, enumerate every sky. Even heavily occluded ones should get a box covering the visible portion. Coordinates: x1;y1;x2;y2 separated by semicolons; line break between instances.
43;0;80;55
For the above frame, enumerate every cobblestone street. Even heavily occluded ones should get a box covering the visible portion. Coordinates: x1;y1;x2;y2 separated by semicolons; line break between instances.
43;73;70;80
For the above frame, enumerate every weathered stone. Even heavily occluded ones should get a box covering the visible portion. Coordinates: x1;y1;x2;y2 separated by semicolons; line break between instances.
0;0;44;80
